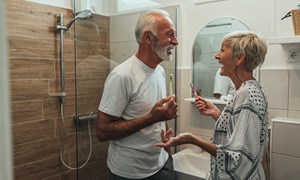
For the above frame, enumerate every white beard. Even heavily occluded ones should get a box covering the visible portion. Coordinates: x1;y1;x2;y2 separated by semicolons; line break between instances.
154;45;174;61
151;34;175;61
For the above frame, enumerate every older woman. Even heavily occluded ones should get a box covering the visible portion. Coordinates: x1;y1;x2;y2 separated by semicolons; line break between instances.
156;31;269;180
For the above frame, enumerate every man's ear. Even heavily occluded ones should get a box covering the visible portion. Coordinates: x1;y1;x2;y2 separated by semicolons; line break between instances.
236;53;245;66
143;31;152;44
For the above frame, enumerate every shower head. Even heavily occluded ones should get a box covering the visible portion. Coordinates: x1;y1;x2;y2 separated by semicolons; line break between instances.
65;9;92;30
76;9;92;18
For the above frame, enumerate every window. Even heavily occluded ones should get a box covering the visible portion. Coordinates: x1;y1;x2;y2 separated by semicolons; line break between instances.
117;0;162;13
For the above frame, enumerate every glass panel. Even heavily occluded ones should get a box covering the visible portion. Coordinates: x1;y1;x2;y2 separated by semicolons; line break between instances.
74;11;110;179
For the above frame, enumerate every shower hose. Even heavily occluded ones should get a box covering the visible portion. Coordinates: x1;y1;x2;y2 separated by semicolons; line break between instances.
59;102;92;170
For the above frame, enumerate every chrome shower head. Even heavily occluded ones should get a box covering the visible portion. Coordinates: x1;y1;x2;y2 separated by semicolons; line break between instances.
65;9;92;30
75;9;92;19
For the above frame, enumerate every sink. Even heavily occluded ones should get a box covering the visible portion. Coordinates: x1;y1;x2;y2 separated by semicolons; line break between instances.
172;148;210;180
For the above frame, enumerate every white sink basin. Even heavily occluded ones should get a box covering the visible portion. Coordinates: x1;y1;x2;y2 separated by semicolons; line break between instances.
172;148;210;180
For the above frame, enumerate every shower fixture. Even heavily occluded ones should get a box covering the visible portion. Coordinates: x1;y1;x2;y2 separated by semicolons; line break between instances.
56;9;92;103
57;9;92;32
56;9;93;171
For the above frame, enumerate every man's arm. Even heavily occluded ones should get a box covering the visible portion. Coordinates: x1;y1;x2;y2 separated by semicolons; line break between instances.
96;96;178;142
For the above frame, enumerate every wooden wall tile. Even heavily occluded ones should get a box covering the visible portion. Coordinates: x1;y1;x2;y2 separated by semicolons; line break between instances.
14;156;65;180
42;174;62;180
43;96;75;119
10;58;55;79
77;157;109;180
54;59;75;80
12;100;43;123
42;98;61;119
8;35;74;60
49;78;76;98
76;95;102;115
60;170;77;180
10;80;49;101
76;78;106;96
14;138;60;166
7;1;73;38
13;119;55;145
55;115;77;137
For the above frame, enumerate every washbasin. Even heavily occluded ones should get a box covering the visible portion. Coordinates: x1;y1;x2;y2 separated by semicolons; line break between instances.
172;148;210;180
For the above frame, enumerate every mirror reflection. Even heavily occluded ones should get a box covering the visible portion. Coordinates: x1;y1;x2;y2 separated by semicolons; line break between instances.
192;17;251;100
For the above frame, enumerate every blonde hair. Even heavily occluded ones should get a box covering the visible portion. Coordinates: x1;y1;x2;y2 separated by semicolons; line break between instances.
222;31;267;71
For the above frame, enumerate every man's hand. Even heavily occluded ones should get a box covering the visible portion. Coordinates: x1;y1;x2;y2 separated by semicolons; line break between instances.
148;95;178;123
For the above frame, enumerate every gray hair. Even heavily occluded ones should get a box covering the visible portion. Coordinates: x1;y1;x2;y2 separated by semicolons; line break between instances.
135;9;171;43
222;31;268;71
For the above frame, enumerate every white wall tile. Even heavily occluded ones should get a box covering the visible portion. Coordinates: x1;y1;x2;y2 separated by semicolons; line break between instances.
177;99;215;137
177;99;193;133
289;110;300;119
289;70;300;110
262;45;292;70
260;70;289;109
110;41;137;64
269;108;288;124
176;68;191;101
110;12;140;43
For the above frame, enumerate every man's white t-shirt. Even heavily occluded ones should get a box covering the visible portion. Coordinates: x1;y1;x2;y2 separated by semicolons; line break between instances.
213;67;235;101
99;55;168;179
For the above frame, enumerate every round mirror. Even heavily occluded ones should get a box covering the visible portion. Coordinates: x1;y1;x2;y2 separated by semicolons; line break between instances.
192;17;252;100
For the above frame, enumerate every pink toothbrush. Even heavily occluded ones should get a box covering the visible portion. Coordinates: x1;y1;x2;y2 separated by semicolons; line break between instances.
190;82;198;97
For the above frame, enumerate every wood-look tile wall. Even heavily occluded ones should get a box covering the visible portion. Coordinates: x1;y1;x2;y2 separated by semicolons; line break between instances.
8;0;110;179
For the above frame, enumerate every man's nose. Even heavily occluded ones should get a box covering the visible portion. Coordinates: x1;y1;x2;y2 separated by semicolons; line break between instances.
171;36;179;46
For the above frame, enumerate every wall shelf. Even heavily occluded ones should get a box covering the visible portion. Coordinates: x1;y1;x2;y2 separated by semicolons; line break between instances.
268;36;300;45
184;97;228;105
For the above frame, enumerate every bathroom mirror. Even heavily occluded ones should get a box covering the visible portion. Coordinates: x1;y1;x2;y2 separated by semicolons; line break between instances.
192;17;253;99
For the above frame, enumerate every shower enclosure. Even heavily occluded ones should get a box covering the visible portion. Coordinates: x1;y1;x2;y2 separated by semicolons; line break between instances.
7;0;177;179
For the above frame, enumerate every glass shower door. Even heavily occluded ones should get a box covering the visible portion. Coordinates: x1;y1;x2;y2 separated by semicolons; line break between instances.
74;11;111;179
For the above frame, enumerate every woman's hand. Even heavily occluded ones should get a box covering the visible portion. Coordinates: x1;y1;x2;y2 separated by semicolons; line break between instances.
194;95;221;120
156;129;173;153
161;128;174;143
154;132;193;149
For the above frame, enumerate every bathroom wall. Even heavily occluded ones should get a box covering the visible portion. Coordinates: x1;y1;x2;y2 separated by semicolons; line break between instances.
8;0;110;179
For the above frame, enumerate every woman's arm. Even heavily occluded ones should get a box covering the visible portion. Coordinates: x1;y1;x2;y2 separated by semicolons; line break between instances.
155;132;217;156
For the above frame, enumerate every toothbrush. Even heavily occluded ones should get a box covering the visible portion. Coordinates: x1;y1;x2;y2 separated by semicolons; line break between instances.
169;74;174;95
190;82;198;97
